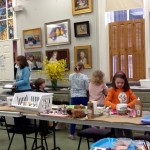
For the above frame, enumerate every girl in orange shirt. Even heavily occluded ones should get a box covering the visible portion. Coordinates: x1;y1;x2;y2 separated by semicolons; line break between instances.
105;71;137;138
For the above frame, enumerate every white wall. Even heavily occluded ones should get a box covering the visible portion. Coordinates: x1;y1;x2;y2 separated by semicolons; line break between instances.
15;0;150;83
15;0;99;82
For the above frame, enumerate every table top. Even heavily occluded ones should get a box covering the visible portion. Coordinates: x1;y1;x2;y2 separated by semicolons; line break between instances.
0;105;150;131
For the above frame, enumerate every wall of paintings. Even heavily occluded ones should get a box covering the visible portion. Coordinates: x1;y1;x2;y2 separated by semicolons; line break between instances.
14;0;102;80
0;0;14;40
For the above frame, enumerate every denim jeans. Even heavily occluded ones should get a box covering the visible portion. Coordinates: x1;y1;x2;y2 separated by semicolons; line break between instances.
70;97;88;135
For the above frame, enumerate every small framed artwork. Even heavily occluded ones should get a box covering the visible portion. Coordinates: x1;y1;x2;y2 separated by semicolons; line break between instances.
74;45;92;69
74;21;90;37
46;49;70;70
23;28;42;49
25;51;43;71
72;0;93;15
45;19;71;46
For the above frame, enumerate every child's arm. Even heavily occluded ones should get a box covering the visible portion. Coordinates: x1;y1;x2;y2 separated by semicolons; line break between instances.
103;84;108;96
104;88;116;109
127;89;137;108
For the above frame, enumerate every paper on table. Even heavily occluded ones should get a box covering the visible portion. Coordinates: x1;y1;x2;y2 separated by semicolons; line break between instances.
4;84;13;88
93;148;106;150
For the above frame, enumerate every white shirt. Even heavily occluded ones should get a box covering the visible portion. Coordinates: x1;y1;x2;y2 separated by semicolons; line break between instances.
69;73;89;97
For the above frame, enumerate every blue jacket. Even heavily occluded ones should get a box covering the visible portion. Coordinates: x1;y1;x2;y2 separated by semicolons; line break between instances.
15;66;31;91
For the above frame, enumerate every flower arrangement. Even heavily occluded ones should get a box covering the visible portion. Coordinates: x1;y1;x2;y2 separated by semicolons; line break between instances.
41;58;67;90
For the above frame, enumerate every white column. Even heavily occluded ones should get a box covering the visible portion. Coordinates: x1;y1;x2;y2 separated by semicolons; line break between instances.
97;0;110;81
143;0;150;78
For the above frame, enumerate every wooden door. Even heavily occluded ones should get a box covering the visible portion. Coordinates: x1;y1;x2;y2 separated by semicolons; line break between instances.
109;19;145;81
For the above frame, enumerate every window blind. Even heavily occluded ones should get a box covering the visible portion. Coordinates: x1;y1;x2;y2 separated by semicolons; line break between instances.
106;0;143;12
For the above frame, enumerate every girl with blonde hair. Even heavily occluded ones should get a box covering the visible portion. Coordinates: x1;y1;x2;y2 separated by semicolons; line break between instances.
89;70;108;106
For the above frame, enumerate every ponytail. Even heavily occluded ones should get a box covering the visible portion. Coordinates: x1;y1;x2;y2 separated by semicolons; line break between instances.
74;62;84;73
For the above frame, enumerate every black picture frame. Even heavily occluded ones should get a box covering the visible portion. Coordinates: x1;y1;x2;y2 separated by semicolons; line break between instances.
74;21;90;37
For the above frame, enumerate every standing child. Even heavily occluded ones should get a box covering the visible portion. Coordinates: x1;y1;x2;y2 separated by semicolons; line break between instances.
89;70;108;106
104;71;137;138
69;62;89;140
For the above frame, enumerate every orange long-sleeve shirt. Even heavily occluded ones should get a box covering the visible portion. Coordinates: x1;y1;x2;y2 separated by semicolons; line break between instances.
104;88;137;109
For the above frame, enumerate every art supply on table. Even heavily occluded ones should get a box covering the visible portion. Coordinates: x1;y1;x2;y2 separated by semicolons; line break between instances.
87;100;94;119
135;97;142;117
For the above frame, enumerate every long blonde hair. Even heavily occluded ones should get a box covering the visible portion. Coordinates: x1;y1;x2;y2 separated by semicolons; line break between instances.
90;70;105;85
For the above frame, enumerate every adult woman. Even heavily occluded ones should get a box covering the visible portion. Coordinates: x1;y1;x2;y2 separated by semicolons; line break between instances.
14;55;31;92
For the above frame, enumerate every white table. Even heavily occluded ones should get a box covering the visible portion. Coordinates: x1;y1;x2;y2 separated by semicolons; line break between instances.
25;114;150;132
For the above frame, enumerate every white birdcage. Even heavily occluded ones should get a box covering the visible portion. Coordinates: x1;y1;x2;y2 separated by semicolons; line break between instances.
11;92;53;113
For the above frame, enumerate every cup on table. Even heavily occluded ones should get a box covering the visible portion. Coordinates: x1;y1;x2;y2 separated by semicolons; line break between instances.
92;101;98;115
7;96;13;106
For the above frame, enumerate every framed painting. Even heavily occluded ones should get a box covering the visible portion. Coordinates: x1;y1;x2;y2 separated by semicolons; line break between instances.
46;49;70;70
25;51;43;71
45;19;71;46
23;28;42;49
74;21;90;37
72;0;92;15
74;45;92;69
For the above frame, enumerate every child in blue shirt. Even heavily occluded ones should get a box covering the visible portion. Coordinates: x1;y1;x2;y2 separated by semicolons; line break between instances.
69;62;89;140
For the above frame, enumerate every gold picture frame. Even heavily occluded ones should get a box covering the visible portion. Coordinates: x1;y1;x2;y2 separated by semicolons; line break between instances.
23;28;42;49
72;0;93;15
74;45;92;69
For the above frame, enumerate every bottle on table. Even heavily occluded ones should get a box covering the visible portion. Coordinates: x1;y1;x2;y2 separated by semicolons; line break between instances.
87;100;94;119
135;97;142;117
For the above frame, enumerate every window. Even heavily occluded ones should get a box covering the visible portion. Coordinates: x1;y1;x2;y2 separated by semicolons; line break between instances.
0;0;14;40
107;8;143;23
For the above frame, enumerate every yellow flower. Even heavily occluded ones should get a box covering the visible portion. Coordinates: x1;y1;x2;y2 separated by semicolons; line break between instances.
41;58;67;81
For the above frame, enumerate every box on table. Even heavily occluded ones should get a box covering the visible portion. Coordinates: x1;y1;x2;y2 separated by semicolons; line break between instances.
11;92;53;112
139;79;150;88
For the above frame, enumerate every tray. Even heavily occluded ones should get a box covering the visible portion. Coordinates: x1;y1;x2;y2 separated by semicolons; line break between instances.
90;138;136;150
141;115;150;125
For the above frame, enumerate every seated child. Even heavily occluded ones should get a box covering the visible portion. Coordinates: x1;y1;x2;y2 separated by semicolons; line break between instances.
104;71;137;138
34;78;50;136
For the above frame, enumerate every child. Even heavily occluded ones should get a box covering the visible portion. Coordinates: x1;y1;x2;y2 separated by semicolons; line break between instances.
89;70;108;106
104;71;137;138
34;78;47;92
69;62;89;140
34;78;49;136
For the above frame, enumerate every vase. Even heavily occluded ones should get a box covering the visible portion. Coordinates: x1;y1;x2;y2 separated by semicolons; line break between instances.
51;79;57;91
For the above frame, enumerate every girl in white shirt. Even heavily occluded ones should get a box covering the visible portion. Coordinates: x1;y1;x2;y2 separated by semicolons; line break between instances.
69;62;89;140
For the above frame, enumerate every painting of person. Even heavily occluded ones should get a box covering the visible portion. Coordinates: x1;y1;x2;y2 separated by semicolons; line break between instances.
46;49;70;70
49;24;67;41
25;52;42;71
27;55;37;71
23;28;42;49
78;50;87;65
49;51;58;62
36;57;42;69
75;0;88;10
77;24;87;35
